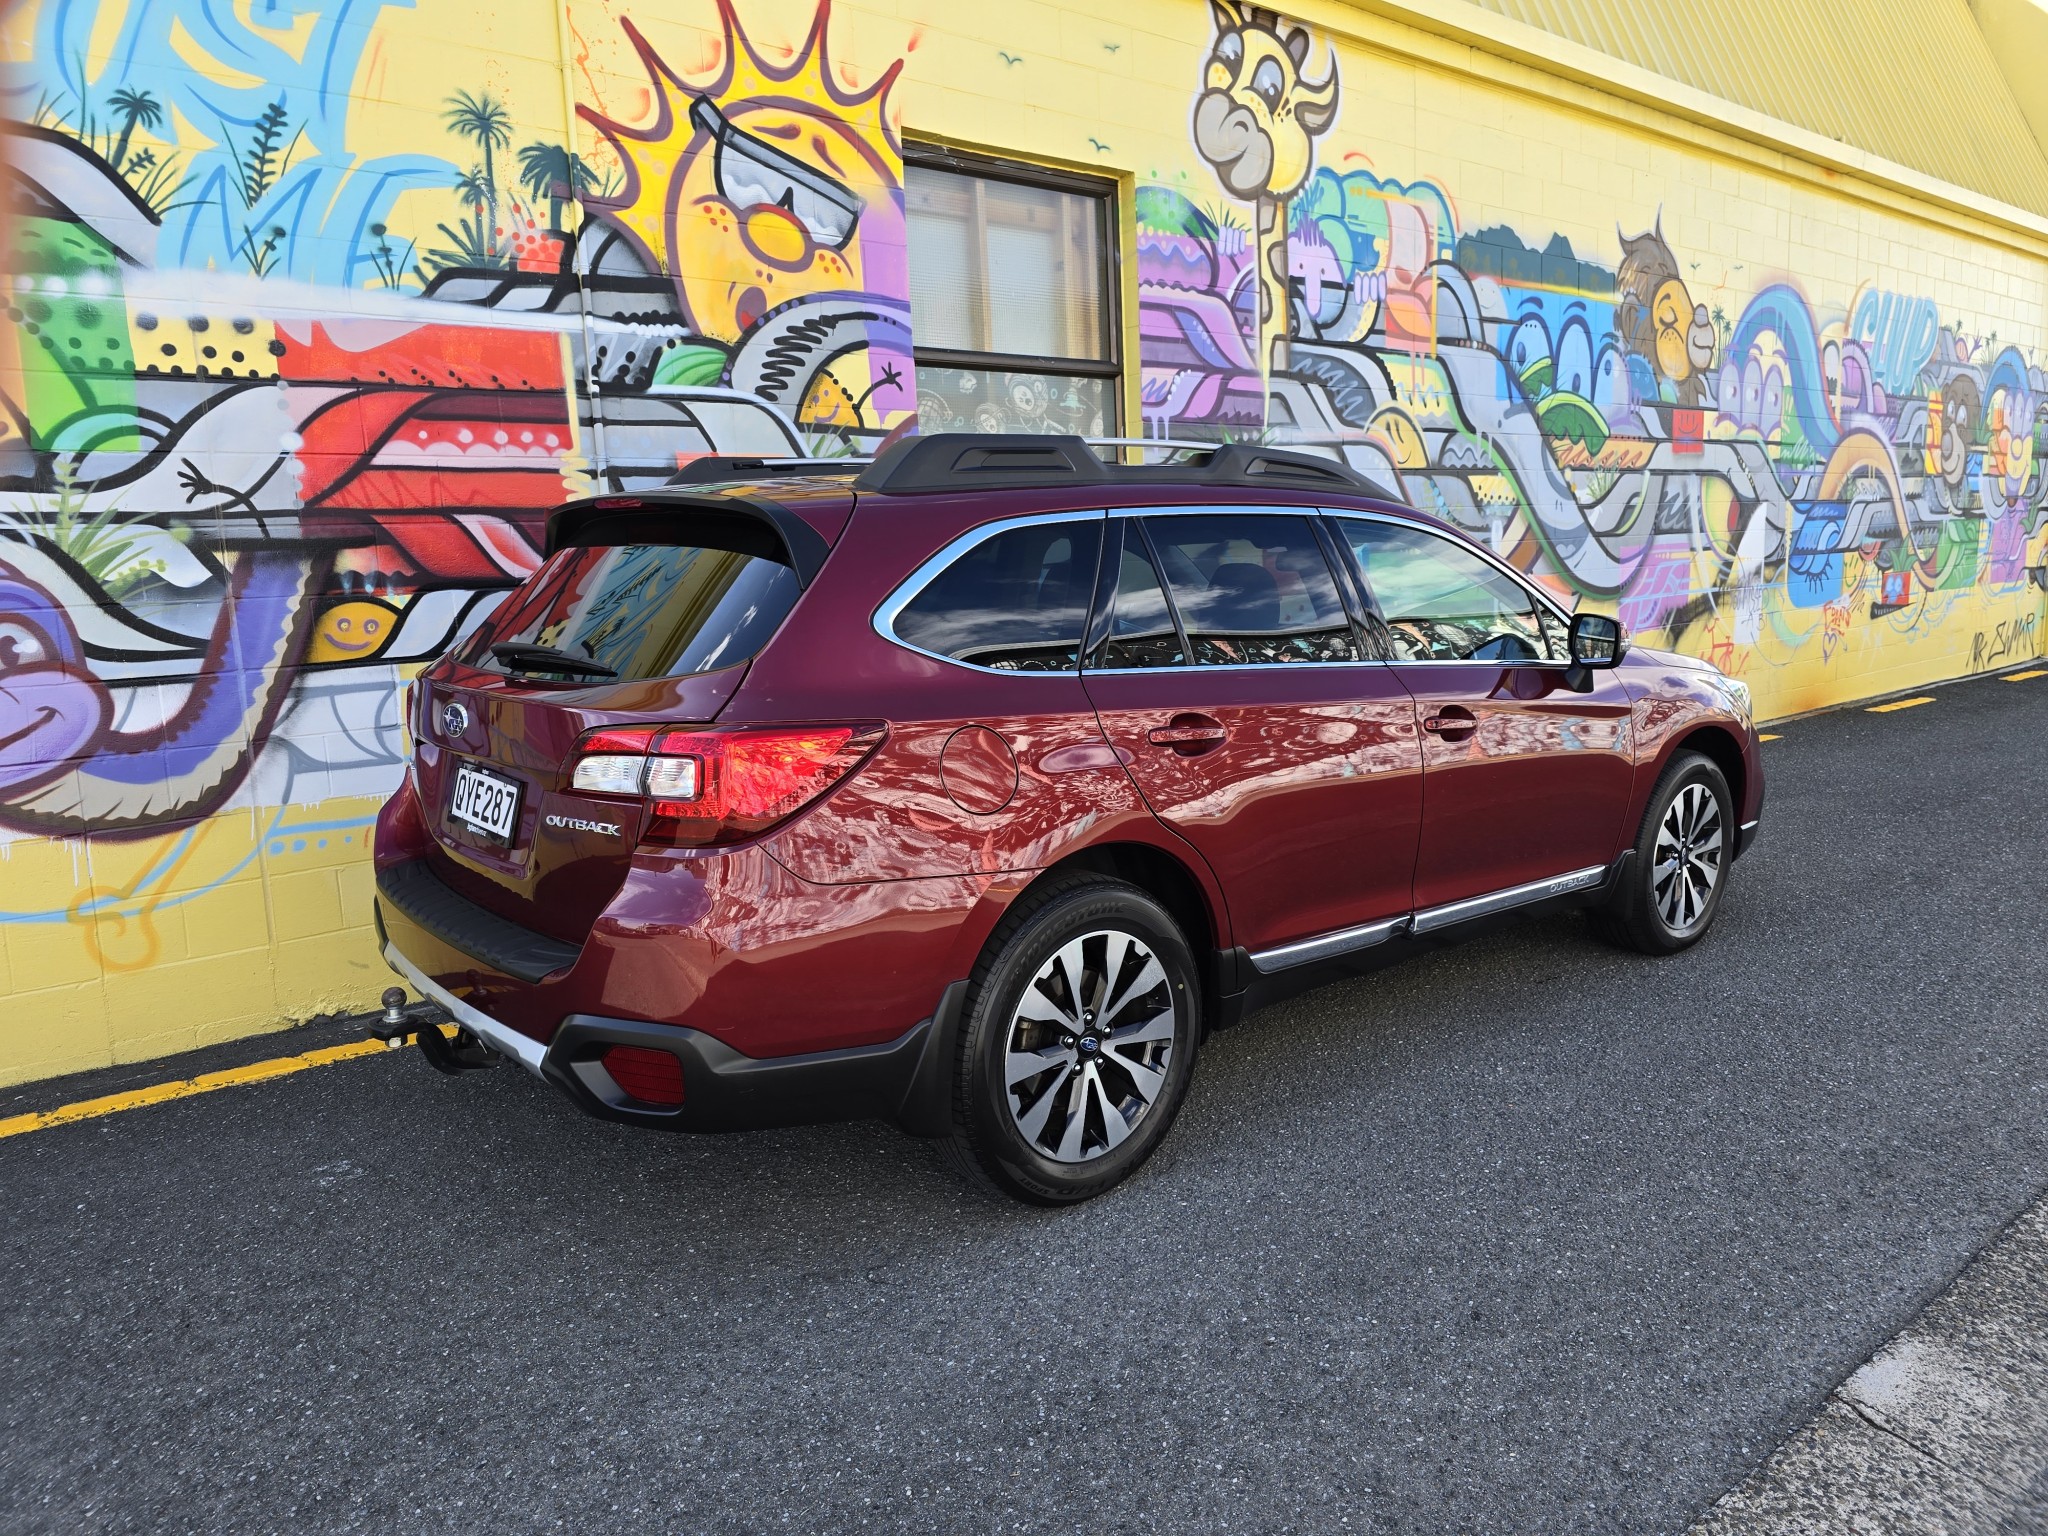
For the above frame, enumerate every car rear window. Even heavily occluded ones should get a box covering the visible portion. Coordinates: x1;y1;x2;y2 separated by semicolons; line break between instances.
889;519;1104;671
464;535;800;682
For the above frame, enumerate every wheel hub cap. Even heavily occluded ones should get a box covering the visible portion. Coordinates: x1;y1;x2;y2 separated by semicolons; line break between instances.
1003;929;1176;1165
1652;783;1724;934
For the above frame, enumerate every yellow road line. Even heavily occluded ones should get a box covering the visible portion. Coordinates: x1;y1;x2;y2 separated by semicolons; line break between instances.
0;1033;426;1141
1758;732;1782;741
2003;669;2048;682
1867;696;1935;713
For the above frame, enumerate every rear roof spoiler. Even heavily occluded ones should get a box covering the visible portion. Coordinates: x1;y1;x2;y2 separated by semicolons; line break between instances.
543;491;834;587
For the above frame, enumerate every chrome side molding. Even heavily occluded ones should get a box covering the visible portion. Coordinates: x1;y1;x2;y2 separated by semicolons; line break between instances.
1248;915;1408;974
1410;864;1608;935
382;941;548;1076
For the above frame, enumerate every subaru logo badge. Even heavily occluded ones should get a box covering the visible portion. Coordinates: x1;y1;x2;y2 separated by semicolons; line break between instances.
440;701;470;737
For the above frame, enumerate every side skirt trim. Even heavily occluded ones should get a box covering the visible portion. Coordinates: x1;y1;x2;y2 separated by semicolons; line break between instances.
1410;864;1610;935
1247;915;1407;975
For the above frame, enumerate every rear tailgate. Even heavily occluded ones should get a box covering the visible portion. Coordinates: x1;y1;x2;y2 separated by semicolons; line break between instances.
415;664;749;946
409;492;842;946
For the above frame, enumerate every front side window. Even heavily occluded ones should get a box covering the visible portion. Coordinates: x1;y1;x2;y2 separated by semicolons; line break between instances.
1337;519;1560;663
905;155;1117;435
1138;514;1361;665
889;520;1104;672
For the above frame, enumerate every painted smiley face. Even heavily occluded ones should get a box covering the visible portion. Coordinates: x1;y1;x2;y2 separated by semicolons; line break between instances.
0;583;112;797
305;598;398;662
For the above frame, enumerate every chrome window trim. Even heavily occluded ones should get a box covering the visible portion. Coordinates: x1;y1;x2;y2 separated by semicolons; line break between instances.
1097;504;1374;673
1084;658;1391;675
871;508;1109;676
1325;507;1581;665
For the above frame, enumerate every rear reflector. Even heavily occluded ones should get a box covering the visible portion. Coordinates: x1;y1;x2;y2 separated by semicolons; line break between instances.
603;1045;685;1106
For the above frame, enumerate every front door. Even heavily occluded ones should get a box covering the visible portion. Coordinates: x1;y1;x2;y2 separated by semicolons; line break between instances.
1083;511;1423;958
1331;515;1636;919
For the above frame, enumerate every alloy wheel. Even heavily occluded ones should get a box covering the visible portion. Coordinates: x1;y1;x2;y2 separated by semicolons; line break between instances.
1003;928;1178;1164
1652;781;1724;934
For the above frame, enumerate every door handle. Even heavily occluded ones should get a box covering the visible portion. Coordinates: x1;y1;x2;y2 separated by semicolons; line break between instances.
1146;714;1229;755
1422;705;1478;740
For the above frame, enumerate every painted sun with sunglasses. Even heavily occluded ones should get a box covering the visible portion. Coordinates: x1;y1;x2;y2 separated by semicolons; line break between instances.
582;5;907;349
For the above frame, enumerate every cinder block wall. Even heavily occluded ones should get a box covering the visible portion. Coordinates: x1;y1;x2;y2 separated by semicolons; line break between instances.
4;0;2044;1083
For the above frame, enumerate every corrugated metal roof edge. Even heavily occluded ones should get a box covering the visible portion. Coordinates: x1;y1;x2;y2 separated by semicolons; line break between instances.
1295;0;2048;258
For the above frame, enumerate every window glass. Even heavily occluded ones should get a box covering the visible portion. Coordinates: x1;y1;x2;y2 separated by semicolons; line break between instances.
1338;519;1558;662
466;540;799;681
915;367;1109;436
906;165;1106;360
1098;529;1184;669
891;520;1103;671
1141;514;1360;665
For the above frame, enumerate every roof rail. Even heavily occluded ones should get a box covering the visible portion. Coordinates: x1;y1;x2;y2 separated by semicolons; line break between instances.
666;455;869;486
853;433;1380;496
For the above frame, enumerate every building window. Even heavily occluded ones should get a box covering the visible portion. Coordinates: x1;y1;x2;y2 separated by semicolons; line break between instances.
905;152;1118;436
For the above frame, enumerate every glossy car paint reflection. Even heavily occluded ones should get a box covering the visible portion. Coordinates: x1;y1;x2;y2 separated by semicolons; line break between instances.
1087;661;1423;951
1396;662;1636;910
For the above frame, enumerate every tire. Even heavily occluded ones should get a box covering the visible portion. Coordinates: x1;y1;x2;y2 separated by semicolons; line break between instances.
943;876;1201;1205
1589;749;1734;955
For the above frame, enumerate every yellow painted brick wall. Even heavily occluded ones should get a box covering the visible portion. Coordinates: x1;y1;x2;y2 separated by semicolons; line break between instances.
3;0;2043;1083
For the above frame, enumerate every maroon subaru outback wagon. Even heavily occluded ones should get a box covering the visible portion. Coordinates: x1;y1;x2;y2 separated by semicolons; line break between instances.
373;435;1763;1203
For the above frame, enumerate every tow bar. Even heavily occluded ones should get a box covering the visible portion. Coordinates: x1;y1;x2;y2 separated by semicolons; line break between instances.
369;986;497;1075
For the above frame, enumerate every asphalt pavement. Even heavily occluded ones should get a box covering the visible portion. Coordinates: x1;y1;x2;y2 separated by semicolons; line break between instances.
4;668;2047;1535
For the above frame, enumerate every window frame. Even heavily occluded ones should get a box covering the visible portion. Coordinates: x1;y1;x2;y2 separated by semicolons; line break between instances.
901;143;1123;397
1325;509;1578;667
871;509;1110;675
1083;507;1386;675
871;504;1575;678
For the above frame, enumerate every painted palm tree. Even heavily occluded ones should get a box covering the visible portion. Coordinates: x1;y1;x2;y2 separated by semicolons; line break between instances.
107;86;163;178
516;141;595;234
443;90;512;255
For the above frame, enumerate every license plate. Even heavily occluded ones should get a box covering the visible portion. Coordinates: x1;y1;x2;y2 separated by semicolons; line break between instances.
449;762;522;842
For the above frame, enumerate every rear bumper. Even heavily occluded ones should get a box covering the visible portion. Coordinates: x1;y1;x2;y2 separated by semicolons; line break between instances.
382;933;967;1133
373;856;976;1135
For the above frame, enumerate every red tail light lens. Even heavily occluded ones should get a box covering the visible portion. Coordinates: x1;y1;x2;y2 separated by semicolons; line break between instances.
566;722;884;848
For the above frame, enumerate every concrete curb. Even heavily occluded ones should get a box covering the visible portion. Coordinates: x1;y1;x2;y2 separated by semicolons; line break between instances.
1690;1193;2048;1535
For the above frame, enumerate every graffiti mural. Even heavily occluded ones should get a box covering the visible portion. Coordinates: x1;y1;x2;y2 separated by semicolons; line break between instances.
0;0;914;1075
2;0;2045;1078
1142;7;2048;708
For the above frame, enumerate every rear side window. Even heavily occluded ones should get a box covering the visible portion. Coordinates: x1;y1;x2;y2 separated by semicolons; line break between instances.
889;519;1104;671
1139;514;1361;665
466;538;800;681
1098;527;1185;670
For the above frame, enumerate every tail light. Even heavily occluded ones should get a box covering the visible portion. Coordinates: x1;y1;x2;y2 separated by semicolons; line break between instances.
567;721;885;847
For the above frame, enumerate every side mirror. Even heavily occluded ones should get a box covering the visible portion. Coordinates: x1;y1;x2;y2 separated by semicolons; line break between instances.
1569;612;1626;668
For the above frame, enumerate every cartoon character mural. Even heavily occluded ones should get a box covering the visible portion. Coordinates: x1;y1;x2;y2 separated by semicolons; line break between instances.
1190;0;1339;381
578;0;915;434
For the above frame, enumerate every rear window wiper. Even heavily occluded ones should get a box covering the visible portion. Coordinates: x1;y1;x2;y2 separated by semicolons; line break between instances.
489;642;619;679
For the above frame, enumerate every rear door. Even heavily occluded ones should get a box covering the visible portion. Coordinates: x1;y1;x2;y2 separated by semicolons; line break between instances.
1083;510;1423;958
1330;514;1635;921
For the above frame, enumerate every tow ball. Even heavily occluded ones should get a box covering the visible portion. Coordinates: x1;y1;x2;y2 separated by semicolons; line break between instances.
369;986;497;1075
